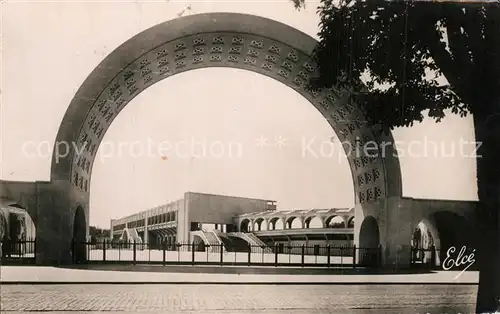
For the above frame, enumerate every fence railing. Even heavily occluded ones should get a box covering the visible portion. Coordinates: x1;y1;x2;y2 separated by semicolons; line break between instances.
73;240;382;268
0;238;36;264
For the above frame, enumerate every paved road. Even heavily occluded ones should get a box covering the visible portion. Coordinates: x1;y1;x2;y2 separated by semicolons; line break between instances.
0;266;479;284
0;284;477;313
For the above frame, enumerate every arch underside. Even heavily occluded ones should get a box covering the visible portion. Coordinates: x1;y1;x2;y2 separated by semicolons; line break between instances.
51;13;401;206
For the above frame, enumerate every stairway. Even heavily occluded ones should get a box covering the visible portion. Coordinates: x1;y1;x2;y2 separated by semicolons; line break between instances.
228;232;272;253
218;233;251;252
191;230;226;253
121;228;142;243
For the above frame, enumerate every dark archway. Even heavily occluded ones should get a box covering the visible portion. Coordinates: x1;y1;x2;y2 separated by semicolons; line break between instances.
431;211;474;267
72;206;87;263
359;216;380;267
192;235;206;252
240;219;250;233
0;202;37;259
411;220;440;267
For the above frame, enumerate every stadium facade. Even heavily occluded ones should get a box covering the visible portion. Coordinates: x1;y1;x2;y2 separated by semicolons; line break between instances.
110;192;354;252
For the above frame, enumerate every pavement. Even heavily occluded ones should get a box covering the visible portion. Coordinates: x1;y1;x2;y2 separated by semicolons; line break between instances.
0;283;477;313
0;266;479;313
0;265;479;284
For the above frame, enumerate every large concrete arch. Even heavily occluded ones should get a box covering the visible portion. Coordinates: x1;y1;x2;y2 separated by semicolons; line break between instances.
30;12;404;265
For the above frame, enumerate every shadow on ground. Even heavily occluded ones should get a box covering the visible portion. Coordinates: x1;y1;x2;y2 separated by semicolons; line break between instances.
57;264;437;275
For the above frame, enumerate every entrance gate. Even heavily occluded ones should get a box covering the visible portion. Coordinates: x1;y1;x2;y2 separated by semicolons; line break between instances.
1;13;476;268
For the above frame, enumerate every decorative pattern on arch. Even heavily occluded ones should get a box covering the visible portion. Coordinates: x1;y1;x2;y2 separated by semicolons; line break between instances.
51;13;402;205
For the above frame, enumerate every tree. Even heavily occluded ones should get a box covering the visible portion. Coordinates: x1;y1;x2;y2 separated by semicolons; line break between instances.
89;226;110;243
293;0;500;312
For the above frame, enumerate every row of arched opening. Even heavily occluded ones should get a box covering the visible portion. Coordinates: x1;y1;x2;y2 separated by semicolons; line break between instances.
240;215;354;232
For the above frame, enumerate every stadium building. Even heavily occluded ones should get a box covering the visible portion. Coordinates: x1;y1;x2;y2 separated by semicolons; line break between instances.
110;192;354;253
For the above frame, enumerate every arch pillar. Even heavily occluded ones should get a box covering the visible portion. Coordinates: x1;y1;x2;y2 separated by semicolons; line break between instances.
320;216;326;228
144;217;149;244
342;216;349;227
355;197;414;269
35;180;88;265
384;197;414;269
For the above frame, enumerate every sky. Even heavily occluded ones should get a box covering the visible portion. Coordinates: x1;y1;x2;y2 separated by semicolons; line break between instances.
1;0;477;228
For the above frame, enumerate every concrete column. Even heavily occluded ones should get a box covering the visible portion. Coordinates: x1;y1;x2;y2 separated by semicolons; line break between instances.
355;197;413;270
144;217;148;244
383;197;413;269
343;216;349;228
320;217;326;228
36;180;85;266
300;217;305;228
110;219;114;240
281;217;286;229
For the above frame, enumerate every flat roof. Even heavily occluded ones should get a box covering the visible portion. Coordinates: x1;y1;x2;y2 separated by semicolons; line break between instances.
111;191;276;222
236;208;354;218
185;191;276;202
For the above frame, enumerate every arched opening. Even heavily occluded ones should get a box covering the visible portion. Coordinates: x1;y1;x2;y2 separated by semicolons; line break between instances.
347;216;354;228
359;216;380;267
0;202;37;259
72;206;87;263
268;217;278;230
431;211;474;268
292;217;303;229
285;216;300;229
254;218;265;231
267;217;286;230
44;13;402;265
240;219;251;233
305;216;323;228
325;215;346;228
411;219;440;267
192;235;206;252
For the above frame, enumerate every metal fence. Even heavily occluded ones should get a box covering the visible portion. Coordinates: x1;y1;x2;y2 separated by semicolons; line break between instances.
74;240;382;268
0;238;36;265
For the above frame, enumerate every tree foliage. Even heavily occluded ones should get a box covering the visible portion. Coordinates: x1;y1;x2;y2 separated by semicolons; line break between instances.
293;0;500;133
293;1;500;312
89;226;110;238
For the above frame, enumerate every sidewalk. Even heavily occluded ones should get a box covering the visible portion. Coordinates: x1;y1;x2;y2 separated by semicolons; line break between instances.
0;265;479;284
